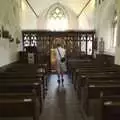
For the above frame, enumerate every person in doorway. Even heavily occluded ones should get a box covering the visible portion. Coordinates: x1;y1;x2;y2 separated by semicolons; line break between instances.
55;43;67;85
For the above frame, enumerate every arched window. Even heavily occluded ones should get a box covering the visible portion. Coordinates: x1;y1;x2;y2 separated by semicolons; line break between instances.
47;4;68;31
112;11;118;47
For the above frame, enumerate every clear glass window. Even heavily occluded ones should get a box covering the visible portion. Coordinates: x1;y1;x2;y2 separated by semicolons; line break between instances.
47;6;68;31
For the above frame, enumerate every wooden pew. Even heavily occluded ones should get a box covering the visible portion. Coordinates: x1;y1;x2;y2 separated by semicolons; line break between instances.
0;73;47;100
3;63;48;93
68;58;120;120
75;73;120;120
85;82;120;120
0;92;40;120
0;63;48;118
72;67;120;120
0;74;43;118
69;59;118;80
102;96;120;120
0;77;44;103
0;81;43;110
76;73;120;101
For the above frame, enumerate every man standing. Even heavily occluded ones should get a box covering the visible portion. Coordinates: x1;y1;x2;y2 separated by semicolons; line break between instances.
55;43;67;85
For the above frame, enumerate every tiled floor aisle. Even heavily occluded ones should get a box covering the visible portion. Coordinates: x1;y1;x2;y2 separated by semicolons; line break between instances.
39;74;83;120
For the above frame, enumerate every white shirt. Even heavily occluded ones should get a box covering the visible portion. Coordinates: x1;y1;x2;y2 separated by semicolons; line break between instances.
55;47;65;61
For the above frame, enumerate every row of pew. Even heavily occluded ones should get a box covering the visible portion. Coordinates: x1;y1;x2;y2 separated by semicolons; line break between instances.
68;59;120;120
0;63;49;120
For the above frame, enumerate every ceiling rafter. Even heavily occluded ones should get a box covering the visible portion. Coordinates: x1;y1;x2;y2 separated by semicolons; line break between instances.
77;0;92;18
25;0;39;18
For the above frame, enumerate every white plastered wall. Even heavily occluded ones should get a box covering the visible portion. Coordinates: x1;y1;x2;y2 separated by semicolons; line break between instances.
115;0;120;65
37;3;78;30
78;0;95;30
21;0;37;30
0;0;22;67
95;0;116;55
21;0;95;30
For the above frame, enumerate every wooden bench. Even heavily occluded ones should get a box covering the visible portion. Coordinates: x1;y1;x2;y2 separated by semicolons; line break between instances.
0;81;43;109
76;73;120;100
68;58;120;120
2;63;48;92
85;83;120;120
0;92;40;120
0;63;49;118
76;74;120;120
102;96;120;120
0;75;47;100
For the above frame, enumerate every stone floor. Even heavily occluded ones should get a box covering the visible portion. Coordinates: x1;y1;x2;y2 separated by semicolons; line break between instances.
39;74;83;120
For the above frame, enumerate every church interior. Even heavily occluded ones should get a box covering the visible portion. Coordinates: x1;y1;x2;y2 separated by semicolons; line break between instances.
0;0;120;120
